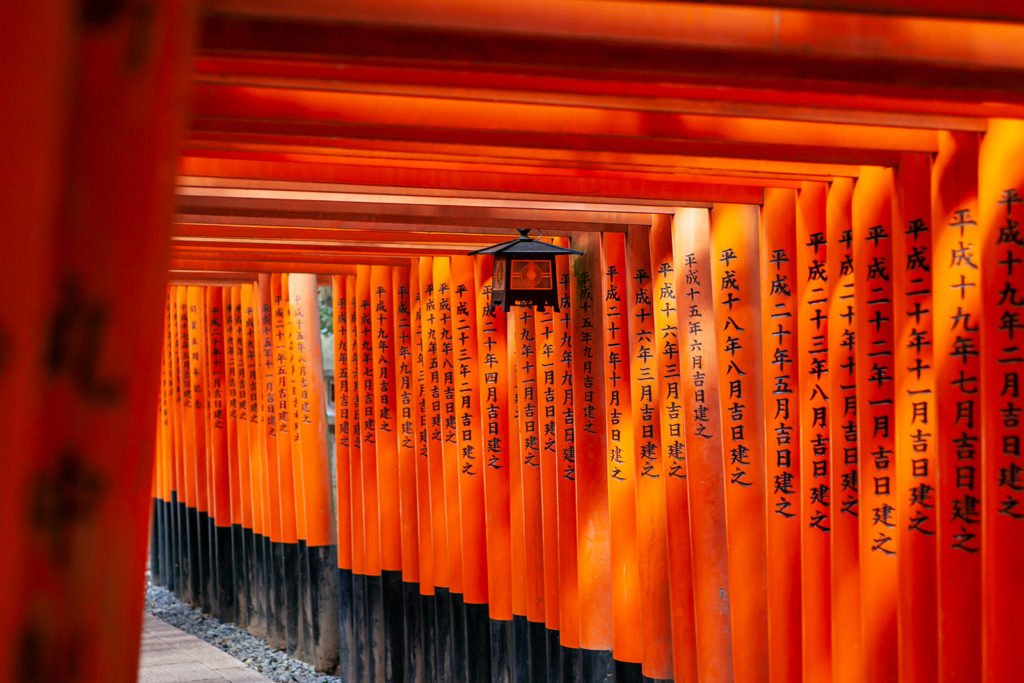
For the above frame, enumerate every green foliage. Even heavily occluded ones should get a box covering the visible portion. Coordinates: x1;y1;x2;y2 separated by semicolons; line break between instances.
318;285;332;338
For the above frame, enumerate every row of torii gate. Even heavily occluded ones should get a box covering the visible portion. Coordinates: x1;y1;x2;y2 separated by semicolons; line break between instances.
3;3;1024;683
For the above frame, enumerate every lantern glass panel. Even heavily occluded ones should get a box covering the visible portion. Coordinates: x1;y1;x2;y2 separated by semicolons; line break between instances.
510;259;552;290
494;258;507;290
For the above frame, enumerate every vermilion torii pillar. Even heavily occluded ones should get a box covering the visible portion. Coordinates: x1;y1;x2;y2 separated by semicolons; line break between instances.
0;4;197;682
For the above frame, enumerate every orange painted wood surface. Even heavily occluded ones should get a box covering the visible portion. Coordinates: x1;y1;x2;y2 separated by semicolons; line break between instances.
514;303;546;624
355;266;380;569
419;259;449;592
650;215;699;683
932;131;983;683
371;265;402;572
709;204;768;683
273;275;299;546
892;152;939;683
758;188;802;683
393;267;420;584
977;119;1024;683
852;166;898;682
570;231;613;655
535;300;562;632
451;255;489;605
474;255;513;620
600;232;643;666
0;6;69;672
410;263;435;596
625;225;673;679
258;276;282;545
24;4;197;679
206;288;232;528
825;177;863;683
795;182;832;683
333;274;353;570
345;272;366;577
552;247;581;651
434;258;465;598
673;208;733;683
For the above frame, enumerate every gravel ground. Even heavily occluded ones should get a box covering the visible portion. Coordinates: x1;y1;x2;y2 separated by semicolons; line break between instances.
144;582;343;683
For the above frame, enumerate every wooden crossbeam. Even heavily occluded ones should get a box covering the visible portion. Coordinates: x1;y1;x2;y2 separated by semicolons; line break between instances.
190;84;939;154
179;153;768;204
169;258;392;274
199;9;1024;101
192;60;996;132
171;239;480;256
172;224;506;244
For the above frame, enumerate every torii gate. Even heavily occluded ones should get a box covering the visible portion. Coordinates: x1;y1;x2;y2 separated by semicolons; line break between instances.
2;2;1024;682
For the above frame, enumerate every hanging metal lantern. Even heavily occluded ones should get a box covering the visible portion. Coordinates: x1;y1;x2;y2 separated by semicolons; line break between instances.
469;228;582;312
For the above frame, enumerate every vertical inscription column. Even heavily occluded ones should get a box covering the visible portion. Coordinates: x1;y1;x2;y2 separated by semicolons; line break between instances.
826;178;861;682
796;183;832;682
372;265;406;682
651;215;698;683
410;264;437;682
393;266;425;681
759;189;801;683
893;153;938;683
932;131;982;683
709;204;768;683
978;119;1024;681
570;232;613;679
535;295;561;661
674;208;732;683
600;233;643;677
553;249;581;675
853;167;898;682
474;255;513;681
514;296;547;681
626;225;673;681
451;254;491;682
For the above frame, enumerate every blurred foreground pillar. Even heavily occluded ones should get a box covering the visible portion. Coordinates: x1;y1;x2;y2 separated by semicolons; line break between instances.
0;3;197;682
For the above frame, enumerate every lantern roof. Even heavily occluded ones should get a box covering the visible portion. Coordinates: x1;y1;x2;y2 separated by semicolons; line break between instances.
468;228;583;256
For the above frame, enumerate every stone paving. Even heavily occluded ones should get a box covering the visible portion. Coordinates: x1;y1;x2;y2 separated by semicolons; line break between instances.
138;614;271;683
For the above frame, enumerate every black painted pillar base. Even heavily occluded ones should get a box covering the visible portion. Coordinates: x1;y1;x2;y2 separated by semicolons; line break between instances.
337;568;355;682
214;524;235;622
451;591;468;682
546;627;561;682
196;511;213;614
512;614;529;683
420;592;437;682
267;541;287;650
489;617;512;683
206;514;219;617
642;674;675;683
295;539;313;663
366;573;386;680
250;531;267;638
402;581;425;683
282;542;300;654
308;544;340;673
186;506;201;606
170;494;183;594
435;587;454;681
465;602;492;683
351;572;370;682
527;619;547;683
561;643;582;682
382;570;406;682
231;524;249;628
150;499;162;585
615;659;643;683
580;647;615;682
